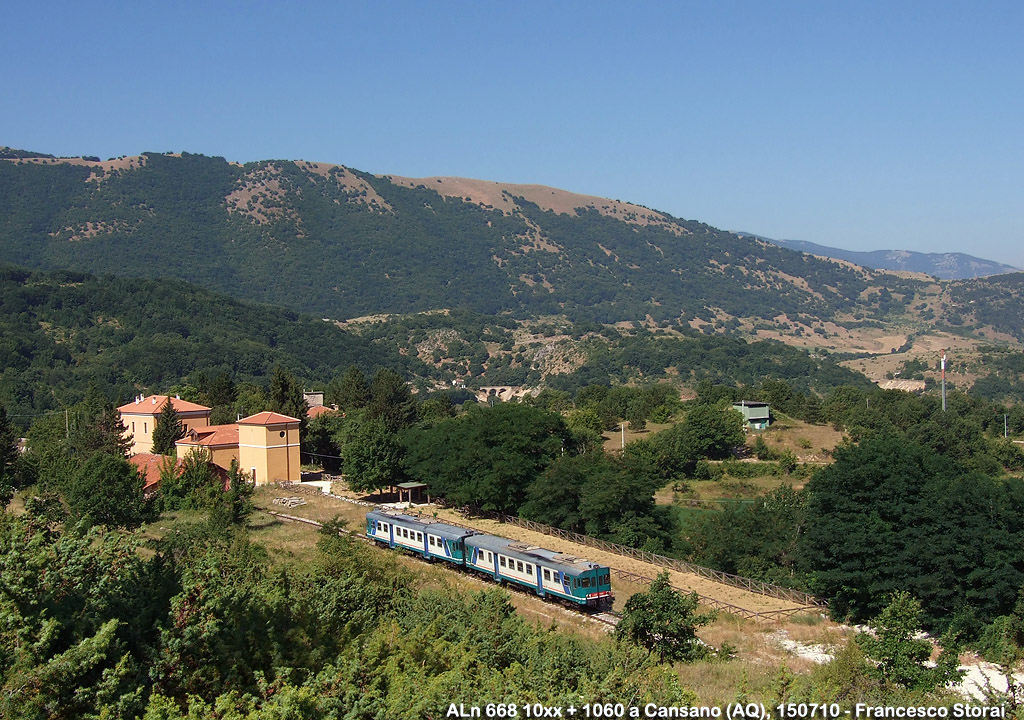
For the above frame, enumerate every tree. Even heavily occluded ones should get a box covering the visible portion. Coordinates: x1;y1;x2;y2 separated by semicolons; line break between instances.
0;404;18;506
368;368;417;432
328;365;370;411
615;571;716;663
856;591;963;691
403;403;572;513
152;399;184;455
209;461;253;527
343;417;406;494
63;453;147;529
799;435;1024;626
269;365;309;422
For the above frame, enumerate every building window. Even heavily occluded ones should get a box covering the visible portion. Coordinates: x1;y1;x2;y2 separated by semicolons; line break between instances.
144;423;147;433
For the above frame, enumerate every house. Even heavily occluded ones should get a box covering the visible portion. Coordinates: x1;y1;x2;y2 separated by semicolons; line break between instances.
117;395;211;454
732;401;771;430
118;395;302;485
175;424;240;472
306;405;338;420
236;411;302;485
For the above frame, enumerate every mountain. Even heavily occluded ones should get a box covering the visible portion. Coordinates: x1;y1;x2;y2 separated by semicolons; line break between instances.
0;151;903;325
1;148;1023;349
744;234;1020;280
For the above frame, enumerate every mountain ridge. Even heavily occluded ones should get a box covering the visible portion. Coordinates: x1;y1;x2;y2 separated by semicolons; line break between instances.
740;233;1019;280
2;148;1023;349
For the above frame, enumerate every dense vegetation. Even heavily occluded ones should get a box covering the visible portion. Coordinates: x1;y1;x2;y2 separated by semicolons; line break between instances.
0;264;423;423
0;152;924;328
684;383;1024;641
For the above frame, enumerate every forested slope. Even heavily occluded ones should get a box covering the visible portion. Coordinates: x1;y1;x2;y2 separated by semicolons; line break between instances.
0;264;424;420
0;151;919;327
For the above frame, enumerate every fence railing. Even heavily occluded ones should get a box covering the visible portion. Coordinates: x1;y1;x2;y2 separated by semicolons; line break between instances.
431;499;824;609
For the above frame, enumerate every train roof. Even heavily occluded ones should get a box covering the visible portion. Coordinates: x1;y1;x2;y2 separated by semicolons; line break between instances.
465;534;606;577
367;509;476;542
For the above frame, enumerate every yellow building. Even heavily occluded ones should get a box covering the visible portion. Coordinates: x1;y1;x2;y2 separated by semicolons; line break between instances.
174;424;240;471
237;411;302;485
118;395;211;455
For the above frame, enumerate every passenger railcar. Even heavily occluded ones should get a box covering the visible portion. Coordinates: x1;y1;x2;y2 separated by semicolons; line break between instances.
464;535;612;608
365;510;613;610
366;510;475;565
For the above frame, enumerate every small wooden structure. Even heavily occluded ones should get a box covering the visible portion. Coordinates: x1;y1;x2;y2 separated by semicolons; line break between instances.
395;481;430;505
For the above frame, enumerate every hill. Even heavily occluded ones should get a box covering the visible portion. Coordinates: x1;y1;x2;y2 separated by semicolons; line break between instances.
0;263;879;422
0;264;426;421
746;233;1020;280
0;151;916;331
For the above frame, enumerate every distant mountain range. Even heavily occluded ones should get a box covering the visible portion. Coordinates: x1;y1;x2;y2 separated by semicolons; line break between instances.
740;234;1019;280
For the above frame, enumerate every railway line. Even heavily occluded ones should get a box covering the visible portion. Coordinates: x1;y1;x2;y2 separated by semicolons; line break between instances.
266;492;821;623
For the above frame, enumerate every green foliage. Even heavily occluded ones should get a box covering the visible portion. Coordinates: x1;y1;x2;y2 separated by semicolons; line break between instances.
367;368;417;432
327;365;370;410
856;591;963;691
343;417;406;493
151;399;184;455
649;404;746;478
268;365;308;423
0;264;421;422
799;435;1024;627
0;404;18;506
403;403;572;513
687;486;807;587
615;571;716;663
0;154;906;330
520;451;673;549
64;453;148;529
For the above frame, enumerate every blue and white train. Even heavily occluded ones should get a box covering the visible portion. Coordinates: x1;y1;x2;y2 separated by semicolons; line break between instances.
366;509;613;609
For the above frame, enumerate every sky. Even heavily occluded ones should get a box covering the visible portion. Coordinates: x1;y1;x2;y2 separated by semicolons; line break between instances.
3;1;1023;267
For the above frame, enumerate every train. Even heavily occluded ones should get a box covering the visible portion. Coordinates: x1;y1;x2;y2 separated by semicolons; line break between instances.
365;509;613;609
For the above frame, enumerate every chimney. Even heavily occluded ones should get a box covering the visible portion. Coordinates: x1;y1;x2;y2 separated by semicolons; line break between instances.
152;397;156;405
175;394;180;400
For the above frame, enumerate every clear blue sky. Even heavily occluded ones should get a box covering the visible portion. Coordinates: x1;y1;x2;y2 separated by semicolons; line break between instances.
4;1;1022;266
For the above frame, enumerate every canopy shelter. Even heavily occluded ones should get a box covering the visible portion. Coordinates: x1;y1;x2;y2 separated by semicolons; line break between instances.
395;481;430;505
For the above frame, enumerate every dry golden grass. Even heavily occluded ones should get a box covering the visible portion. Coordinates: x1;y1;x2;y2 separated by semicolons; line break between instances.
601;421;673;453
749;418;845;462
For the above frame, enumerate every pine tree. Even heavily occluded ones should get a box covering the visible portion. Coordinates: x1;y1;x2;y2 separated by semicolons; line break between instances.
152;399;184;455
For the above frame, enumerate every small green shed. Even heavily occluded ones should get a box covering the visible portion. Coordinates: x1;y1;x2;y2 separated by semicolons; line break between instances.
732;401;771;430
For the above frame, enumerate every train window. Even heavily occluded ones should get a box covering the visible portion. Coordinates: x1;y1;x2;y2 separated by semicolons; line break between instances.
525;564;532;575
417;532;422;542
499;557;506;568
543;569;551;582
516;561;523;573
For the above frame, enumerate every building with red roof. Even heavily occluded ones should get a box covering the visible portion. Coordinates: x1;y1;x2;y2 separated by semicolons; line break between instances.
119;397;301;485
118;395;211;455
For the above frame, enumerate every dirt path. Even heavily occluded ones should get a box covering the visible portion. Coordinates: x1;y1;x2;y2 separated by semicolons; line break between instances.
425;507;809;616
